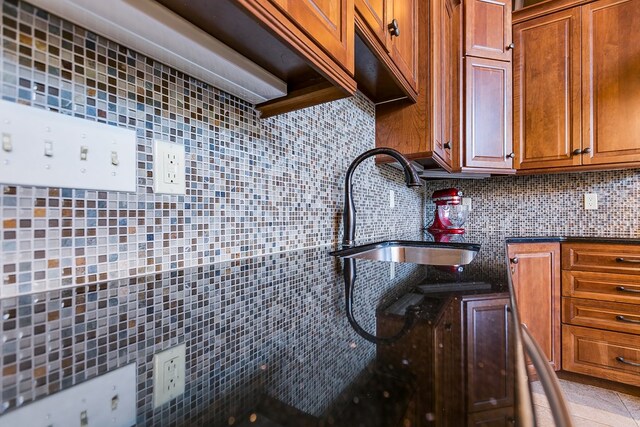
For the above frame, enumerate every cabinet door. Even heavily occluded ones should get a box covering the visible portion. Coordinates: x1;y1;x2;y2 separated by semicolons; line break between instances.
582;0;640;165
434;303;463;426
507;243;561;372
464;57;513;170
513;9;582;170
273;0;355;73
387;0;418;89
355;0;387;47
432;0;459;168
465;297;513;413
464;0;512;61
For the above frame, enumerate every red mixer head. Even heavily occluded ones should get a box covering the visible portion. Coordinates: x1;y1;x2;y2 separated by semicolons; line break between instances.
431;188;463;205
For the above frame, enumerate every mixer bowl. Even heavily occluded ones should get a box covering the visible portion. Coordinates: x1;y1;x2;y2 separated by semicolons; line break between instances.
437;204;469;228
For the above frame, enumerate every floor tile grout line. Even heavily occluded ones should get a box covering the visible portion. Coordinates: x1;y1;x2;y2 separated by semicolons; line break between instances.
616;391;640;427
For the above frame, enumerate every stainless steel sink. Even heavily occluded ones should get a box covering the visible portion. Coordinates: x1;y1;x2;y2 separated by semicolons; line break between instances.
329;240;480;266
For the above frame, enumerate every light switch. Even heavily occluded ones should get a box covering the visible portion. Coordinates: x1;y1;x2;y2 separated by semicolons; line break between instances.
2;133;12;152
44;140;54;157
0;364;136;427
0;100;136;192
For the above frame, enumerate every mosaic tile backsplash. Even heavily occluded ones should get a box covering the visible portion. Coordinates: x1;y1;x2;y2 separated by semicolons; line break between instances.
0;1;426;425
0;0;424;298
424;169;640;238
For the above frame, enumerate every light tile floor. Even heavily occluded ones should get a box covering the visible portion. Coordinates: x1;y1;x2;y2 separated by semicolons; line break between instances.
532;379;640;426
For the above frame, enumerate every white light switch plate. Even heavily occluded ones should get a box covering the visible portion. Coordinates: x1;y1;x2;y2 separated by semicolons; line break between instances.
153;140;186;194
0;100;136;192
153;344;186;408
0;363;136;427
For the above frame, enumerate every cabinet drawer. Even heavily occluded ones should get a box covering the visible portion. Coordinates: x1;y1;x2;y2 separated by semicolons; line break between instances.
562;270;640;304
562;325;640;386
562;243;640;274
562;297;640;335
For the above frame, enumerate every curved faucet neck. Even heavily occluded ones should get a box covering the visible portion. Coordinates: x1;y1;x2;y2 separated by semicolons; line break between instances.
342;148;421;248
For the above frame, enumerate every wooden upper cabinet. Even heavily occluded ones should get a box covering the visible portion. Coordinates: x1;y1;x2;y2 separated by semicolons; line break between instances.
273;0;355;73
159;0;357;117
465;0;512;61
355;0;387;47
374;0;446;168
387;0;419;89
513;8;582;170
432;0;459;168
464;57;513;170
355;0;418;101
581;0;640;165
507;243;561;373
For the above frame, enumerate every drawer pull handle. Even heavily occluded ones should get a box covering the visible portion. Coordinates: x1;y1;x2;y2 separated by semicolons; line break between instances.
616;315;640;324
616;356;640;367
616;257;640;263
617;286;640;294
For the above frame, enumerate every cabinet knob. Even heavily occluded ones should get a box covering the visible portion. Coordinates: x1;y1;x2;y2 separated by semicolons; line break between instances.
510;257;519;264
507;43;515;50
388;19;400;37
573;148;583;155
506;152;515;159
583;147;592;154
444;141;451;150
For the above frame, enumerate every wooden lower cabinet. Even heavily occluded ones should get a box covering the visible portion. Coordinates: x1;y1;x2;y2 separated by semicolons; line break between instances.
465;298;514;413
507;243;561;373
467;407;515;427
561;242;640;387
379;293;514;426
562;324;640;387
562;297;640;335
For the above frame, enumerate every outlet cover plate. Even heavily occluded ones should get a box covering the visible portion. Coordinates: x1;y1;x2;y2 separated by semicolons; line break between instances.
584;193;598;210
0;363;136;427
153;344;186;408
153;140;186;194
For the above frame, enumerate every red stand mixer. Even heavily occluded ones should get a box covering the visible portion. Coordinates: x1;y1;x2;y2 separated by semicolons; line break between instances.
427;188;467;237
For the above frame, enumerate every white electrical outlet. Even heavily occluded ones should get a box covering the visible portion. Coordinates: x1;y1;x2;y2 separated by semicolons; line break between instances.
389;190;395;209
584;193;598;210
0;100;136;192
462;197;472;212
0;364;136;427
153;344;186;408
153;140;186;194
390;262;396;279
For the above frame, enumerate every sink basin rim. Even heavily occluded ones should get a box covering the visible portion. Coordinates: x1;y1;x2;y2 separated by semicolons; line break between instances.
329;240;480;266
